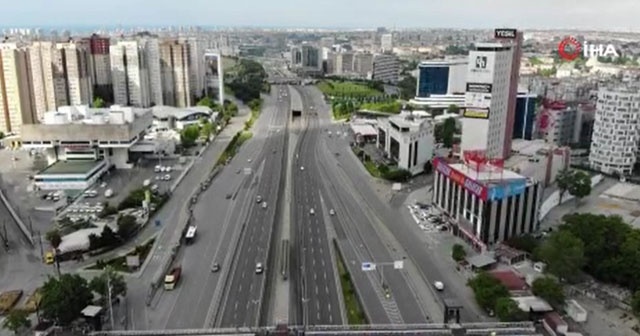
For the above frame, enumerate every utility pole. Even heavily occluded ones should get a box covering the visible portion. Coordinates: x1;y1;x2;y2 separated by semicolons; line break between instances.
107;276;115;330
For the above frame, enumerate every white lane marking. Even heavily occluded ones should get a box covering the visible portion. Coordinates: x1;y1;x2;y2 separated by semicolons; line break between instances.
235;301;238;310
325;286;329;294
321;259;325;267
242;272;245;279
315;286;319;295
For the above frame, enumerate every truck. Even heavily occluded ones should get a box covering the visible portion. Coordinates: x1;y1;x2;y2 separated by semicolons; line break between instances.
185;225;197;244
164;266;182;290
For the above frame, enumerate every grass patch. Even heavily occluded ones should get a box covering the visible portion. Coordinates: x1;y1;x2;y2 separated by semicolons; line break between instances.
86;238;156;273
318;80;382;98
334;241;368;324
217;131;253;166
363;160;381;178
360;101;403;114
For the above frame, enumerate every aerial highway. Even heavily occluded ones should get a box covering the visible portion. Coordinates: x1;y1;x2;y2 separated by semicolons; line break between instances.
314;93;487;322
125;89;287;330
296;86;431;324
215;86;289;328
289;86;344;326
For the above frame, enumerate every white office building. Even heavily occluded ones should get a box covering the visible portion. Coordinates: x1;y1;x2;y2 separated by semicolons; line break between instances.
20;105;153;190
376;112;435;175
380;33;393;53
460;43;515;160
589;88;640;176
410;58;468;111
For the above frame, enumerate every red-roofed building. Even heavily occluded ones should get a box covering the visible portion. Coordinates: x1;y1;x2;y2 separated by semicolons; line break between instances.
543;312;568;336
490;270;528;292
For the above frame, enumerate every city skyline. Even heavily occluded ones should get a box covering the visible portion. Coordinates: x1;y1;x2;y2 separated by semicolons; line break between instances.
1;0;640;31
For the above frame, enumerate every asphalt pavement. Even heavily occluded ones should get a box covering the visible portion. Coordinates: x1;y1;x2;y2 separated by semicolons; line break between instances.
216;86;289;328
319;107;487;323
289;86;343;326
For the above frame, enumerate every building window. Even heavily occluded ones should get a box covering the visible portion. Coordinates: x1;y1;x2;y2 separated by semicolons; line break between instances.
494;199;503;243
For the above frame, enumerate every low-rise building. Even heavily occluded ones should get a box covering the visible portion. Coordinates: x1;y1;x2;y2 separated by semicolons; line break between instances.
432;156;542;251
21;105;153;190
151;105;216;130
376;112;435;175
507;139;570;187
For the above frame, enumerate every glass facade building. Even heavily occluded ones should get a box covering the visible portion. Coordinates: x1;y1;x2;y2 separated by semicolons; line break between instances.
417;65;449;97
513;94;537;140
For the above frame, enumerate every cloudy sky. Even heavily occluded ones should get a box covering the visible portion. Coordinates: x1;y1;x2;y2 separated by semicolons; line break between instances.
1;0;639;31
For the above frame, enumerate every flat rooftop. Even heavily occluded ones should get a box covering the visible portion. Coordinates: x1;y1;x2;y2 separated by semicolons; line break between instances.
38;160;103;175
449;163;526;185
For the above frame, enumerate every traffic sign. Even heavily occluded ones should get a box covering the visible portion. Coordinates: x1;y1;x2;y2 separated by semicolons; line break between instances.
361;262;376;271
393;260;404;269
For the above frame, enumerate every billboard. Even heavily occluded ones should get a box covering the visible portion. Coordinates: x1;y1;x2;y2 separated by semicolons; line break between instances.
494;28;517;39
433;158;488;200
466;83;493;93
487;179;527;201
468;52;495;84
464;108;490;119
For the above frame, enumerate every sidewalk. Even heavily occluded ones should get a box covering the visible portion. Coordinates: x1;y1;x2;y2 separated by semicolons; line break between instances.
61;107;251;273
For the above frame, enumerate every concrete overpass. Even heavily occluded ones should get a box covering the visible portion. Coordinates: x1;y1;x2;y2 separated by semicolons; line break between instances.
90;322;543;336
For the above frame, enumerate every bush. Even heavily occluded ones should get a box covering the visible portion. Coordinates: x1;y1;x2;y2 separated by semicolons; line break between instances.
98;202;118;218
117;215;138;240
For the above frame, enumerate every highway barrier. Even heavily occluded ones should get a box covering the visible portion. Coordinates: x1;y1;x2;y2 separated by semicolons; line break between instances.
0;178;34;246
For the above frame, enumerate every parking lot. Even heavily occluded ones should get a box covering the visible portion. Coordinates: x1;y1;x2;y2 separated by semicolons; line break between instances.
406;202;449;233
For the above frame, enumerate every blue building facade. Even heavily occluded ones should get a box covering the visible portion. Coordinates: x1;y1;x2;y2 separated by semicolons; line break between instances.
417;65;450;97
513;93;537;140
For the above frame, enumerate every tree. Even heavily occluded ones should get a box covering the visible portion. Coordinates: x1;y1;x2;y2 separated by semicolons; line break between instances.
90;266;127;298
568;170;591;205
93;97;106;108
397;75;417;100
45;230;62;249
117;215;138;240
448;104;460;114
536;230;585;283
452;244;466;262
200;120;214;140
468;272;509;311
180;125;200;148
2;309;31;334
532;276;565;308
40;274;93;326
495;297;527;322
505;234;539;254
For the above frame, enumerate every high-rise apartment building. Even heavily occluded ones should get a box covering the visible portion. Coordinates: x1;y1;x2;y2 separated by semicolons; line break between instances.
589;88;640;176
28;41;62;119
0;43;36;134
159;39;197;107
301;44;321;74
372;54;399;84
58;40;93;106
460;29;522;160
86;34;112;102
380;33;393;53
335;52;354;75
110;36;163;108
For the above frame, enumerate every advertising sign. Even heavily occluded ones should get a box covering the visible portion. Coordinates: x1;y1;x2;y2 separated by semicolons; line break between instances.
466;83;493;94
434;158;488;200
487;179;527;201
463;108;490;119
468;52;495;83
494;28;517;39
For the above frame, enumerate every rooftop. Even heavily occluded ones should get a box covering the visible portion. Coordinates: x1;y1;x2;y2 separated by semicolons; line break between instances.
449;162;526;184
152;105;214;121
42;105;149;125
419;58;468;66
512;296;553;313
350;123;377;137
38;160;104;175
490;270;528;291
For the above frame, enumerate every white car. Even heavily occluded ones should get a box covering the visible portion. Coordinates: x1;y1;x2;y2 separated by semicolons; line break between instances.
329;209;335;216
310;208;315;215
163;174;172;181
255;262;264;274
262;201;268;209
434;281;445;291
300;166;305;171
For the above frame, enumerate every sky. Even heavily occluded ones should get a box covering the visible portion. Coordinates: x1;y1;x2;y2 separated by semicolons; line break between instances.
2;0;640;31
